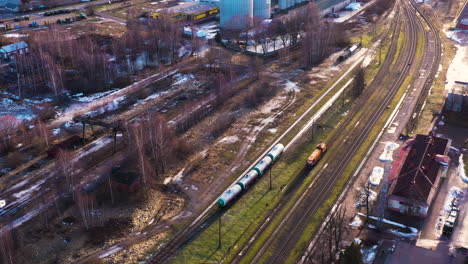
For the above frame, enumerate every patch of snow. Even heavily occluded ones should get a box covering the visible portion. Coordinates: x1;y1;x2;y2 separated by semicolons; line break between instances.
0;98;36;121
350;215;363;226
283;80;300;92
379;142;399;161
369;167;384;186
354;238;362;244
98;246;122;259
3;33;28;38
52;128;61;136
445;29;468;44
74;89;118;103
460;155;468;183
164;168;185;185
190;184;199;191
0;200;6;208
172;73;194;86
361;245;378;264
268;128;278;134
219;135;239;144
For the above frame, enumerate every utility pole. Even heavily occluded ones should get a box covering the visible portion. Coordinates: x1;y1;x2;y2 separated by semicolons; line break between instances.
218;216;222;249
269;166;272;190
379;45;382;65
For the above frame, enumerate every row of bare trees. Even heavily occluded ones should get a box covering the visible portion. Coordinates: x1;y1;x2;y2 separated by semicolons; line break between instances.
222;3;349;61
10;11;188;98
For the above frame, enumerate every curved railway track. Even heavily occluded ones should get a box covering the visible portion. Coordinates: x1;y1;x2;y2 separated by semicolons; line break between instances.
237;0;430;263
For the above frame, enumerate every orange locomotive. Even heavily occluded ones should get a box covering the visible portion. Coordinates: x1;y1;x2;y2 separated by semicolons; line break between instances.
306;143;327;167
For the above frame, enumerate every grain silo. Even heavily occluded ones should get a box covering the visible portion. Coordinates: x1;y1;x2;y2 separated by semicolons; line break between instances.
253;0;271;20
279;0;288;10
220;0;254;29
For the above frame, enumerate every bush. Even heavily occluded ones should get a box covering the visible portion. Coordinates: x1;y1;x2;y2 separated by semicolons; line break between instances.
244;81;279;108
6;151;26;169
210;112;235;138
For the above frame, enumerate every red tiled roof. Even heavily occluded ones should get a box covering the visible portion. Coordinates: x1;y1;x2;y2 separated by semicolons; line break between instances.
388;134;449;204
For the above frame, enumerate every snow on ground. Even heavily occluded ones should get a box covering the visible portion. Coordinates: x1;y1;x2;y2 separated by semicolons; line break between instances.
219;135;239;144
355;188;377;207
172;73;194;86
83;96;127;118
445;44;468;94
268;128;278;134
98;246;122;259
282;80;300;92
164;168;185;185
350;214;363;226
369;166;384;186
459;155;468;183
361;244;378;264
73;89;119;103
359;213;419;238
260;95;286;114
0;97;36;121
77;137;114;159
445;29;468;45
379;142;399;161
2;33;28;38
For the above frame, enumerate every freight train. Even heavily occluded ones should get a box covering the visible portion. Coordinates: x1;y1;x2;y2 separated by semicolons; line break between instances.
338;44;360;62
218;143;285;207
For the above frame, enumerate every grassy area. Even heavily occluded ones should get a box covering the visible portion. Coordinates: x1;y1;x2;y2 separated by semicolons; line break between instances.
171;94;353;264
285;70;414;263
168;19;398;264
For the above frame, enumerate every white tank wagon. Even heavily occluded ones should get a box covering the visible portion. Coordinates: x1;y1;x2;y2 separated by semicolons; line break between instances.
218;144;285;207
253;156;273;175
218;184;243;207
253;0;271;20
237;170;259;190
220;0;253;29
266;143;284;162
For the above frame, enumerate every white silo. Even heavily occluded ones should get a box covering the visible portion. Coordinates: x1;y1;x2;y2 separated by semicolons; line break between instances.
220;0;254;29
279;0;288;10
253;0;271;20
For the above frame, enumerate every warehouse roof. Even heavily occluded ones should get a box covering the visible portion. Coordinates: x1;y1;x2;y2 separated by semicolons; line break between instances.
157;2;216;15
388;134;449;204
0;41;28;54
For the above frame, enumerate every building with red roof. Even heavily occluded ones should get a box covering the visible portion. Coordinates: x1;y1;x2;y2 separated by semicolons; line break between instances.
387;134;451;217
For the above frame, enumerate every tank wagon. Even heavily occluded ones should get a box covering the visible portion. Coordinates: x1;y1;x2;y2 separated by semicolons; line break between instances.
338;44;360;62
218;143;284;207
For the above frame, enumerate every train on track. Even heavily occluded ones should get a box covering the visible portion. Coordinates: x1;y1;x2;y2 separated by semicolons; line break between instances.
218;143;285;207
338;44;360;62
306;143;327;167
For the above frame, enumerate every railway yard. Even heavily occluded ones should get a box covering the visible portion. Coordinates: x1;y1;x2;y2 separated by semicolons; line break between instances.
0;0;467;262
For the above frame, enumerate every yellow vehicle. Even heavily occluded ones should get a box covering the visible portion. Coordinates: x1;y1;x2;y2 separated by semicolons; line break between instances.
306;143;327;166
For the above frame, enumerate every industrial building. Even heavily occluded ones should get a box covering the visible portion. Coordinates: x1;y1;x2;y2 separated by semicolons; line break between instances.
0;41;29;61
386;134;451;218
152;2;219;23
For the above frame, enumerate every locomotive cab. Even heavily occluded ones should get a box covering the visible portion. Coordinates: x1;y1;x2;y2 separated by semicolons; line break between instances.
306;143;327;167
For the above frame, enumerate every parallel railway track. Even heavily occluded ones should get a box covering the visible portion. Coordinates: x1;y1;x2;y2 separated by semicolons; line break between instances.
238;0;425;262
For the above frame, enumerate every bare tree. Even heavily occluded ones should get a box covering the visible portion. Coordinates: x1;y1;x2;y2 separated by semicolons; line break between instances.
353;66;366;97
0;225;15;264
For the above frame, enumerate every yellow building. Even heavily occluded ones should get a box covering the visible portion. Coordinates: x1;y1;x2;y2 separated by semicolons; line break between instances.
152;2;219;22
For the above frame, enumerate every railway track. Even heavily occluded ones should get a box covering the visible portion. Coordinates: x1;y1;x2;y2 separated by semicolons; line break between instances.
146;48;371;263
237;0;426;263
0;68;251;228
404;0;442;134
